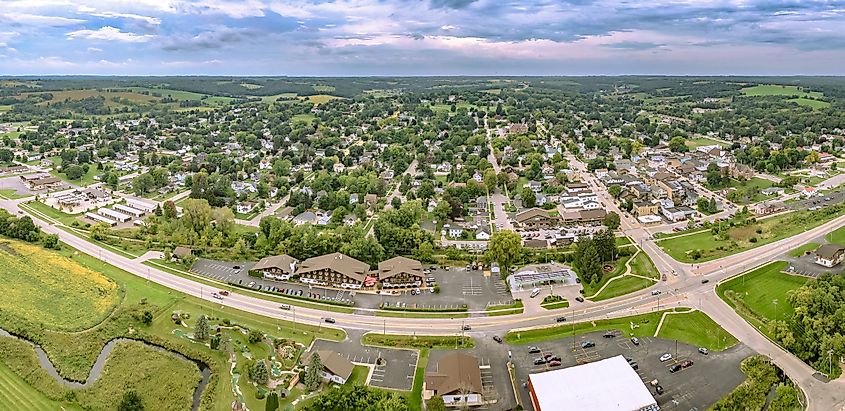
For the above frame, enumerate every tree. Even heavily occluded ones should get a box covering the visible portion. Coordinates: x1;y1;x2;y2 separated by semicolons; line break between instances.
603;212;620;230
608;184;622;199
265;391;280;411
141;311;153;325
668;136;688;153
64;164;85;180
305;352;323;391
573;239;603;284
162;200;177;219
483;169;498;189
391;196;402;209
194;315;209;341
118;391;144;411
248;329;263;344
42;233;59;249
251;360;270;385
486;230;523;275
426;395;446;411
521;187;536;208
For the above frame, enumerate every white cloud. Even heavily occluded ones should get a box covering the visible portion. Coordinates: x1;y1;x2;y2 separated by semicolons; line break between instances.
85;11;162;25
181;0;266;18
268;2;314;19
0;12;85;26
66;26;155;42
87;47;103;52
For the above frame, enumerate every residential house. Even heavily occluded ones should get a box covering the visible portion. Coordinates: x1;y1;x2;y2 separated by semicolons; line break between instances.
423;353;484;408
815;244;845;268
303;350;354;385
475;226;491;240
442;223;465;238
236;201;256;214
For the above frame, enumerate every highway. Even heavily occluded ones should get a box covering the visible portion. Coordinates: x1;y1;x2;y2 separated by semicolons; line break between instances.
4;180;845;410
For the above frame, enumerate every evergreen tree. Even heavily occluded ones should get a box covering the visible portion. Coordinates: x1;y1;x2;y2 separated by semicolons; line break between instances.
305;353;323;391
194;315;209;341
118;391;144;411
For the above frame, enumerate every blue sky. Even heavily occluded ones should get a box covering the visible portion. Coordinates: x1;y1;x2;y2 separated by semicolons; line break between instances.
1;0;844;75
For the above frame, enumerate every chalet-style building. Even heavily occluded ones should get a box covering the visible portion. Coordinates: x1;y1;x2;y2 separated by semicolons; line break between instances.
251;254;298;281
377;256;423;289
297;252;373;289
514;208;561;229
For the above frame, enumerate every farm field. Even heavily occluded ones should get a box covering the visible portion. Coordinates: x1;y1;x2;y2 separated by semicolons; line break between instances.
685;136;729;148
303;94;341;104
128;87;235;105
716;261;807;323
0;361;82;411
658;205;845;262
788;98;830;109
0;239;119;330
23;90;157;108
741;84;823;98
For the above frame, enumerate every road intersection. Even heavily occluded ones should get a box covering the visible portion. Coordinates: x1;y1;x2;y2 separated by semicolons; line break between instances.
3;176;845;410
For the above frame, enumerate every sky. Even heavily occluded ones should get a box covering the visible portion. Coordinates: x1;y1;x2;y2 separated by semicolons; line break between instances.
1;0;845;76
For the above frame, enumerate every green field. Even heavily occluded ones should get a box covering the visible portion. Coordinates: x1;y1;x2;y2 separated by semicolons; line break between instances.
658;206;845;262
579;254;632;296
592;276;656;301
304;94;341;104
741;84;823;98
657;310;738;351
788;98;830;109
48;156;101;186
716;261;807;323
0;239;119;330
0;189;27;199
788;242;819;258
291;113;316;124
685;136;728;149
486;300;524;316
0;105;11;112
344;365;369;386
128;87;235;106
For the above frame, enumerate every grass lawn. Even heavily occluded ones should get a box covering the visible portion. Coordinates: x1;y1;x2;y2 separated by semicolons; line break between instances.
486;300;524;316
591;276;656;302
361;334;475;350
0;188;27;199
0;239;120;330
657;310;738;351
741;84;823;98
630;251;660;279
344;365;369;386
47;157;101;187
658;205;845;263
20;201;80;225
788;242;819;258
0;361;82;411
506;310;667;345
827;226;845;244
615;236;632;246
685;136;728;149
375;310;468;319
291;113;316;124
716;261;807;323
578;255;632;296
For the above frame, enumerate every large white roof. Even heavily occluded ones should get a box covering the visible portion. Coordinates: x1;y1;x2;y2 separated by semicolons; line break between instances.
529;355;658;411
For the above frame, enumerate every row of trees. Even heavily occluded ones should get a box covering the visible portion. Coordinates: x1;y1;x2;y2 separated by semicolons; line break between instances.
572;230;619;285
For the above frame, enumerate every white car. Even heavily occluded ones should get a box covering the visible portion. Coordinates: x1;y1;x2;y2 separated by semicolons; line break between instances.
211;293;223;300
659;353;673;362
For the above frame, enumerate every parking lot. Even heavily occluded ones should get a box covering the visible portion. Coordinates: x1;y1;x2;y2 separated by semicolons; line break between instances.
312;331;418;391
509;331;752;411
784;252;840;278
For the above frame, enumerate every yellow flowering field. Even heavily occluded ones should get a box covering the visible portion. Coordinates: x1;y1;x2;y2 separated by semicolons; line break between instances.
0;240;119;331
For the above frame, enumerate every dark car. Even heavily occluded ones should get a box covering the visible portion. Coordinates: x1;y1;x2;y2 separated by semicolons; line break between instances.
701;279;710;284
575;296;585;303
655;385;664;395
681;360;694;368
528;346;541;354
233;265;241;270
581;341;595;349
462;325;472;331
556;316;567;322
603;332;616;338
324;318;336;324
493;336;503;344
629;361;639;370
669;364;682;373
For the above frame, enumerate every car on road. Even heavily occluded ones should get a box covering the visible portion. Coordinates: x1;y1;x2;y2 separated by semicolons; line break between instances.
651;290;662;296
218;290;229;296
279;304;291;310
530;288;541;298
698;347;709;355
631;337;640;345
701;279;710;284
556;316;567;323
462;325;472;331
659;353;673;362
528;346;541;354
581;341;595;349
669;363;682;373
211;293;223;300
324;318;336;323
493;336;503;344
575;296;584;303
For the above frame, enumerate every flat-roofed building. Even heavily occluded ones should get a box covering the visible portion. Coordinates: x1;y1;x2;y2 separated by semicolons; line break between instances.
97;207;131;222
85;212;117;226
114;204;145;217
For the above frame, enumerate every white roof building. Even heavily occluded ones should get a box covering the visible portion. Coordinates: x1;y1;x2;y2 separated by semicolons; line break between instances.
528;355;658;411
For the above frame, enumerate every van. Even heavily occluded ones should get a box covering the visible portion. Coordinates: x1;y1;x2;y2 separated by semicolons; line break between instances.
530;288;541;298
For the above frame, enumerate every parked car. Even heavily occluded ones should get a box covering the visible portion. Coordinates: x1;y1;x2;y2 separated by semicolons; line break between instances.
603;332;616;338
493;336;503;344
548;360;561;367
581;341;595;349
659;353;673;362
533;357;546;365
698;347;709;355
324;318;336;323
575;296;584;303
631;337;640;345
556;316;567;323
655;385;664;395
530;288;541;298
629;361;638;370
681;360;694;368
528;346;541;354
669;364;682;373
247;281;256;287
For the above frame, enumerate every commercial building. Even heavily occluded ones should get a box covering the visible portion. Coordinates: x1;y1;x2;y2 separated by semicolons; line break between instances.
252;254;298;281
507;263;576;290
377;256;423;288
97;207;131;223
528;355;658;411
113;204;145;217
815;244;845;268
297;252;372;289
423;353;484;408
514;208;561;229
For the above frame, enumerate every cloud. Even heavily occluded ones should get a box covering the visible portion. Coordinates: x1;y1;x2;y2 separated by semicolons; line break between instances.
162;26;258;51
85;11;162;25
66;26;155;42
0;12;85;27
603;41;666;50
